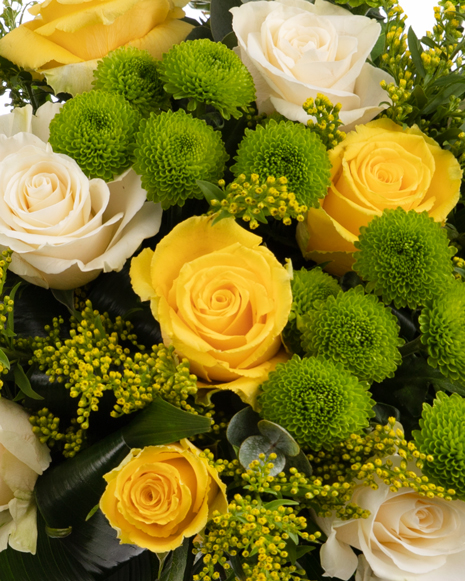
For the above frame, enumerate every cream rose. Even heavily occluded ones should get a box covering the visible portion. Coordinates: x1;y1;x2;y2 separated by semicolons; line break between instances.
0;398;51;554
0;103;162;290
317;483;465;581
130;215;292;405
0;0;193;95
231;0;393;131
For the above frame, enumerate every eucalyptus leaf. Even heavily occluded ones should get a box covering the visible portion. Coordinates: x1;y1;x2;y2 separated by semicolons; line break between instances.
285;450;313;478
226;406;261;447
239;435;286;475
258;420;300;457
184;25;214;41
210;0;241;42
221;31;238;49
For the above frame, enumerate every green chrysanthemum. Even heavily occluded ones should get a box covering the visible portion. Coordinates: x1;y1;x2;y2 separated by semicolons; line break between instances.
419;280;465;383
413;391;465;497
159;39;256;120
300;287;403;383
354;208;455;309
49;90;141;181
231;120;331;209
92;47;166;115
282;268;340;355
259;355;374;450
133;109;228;208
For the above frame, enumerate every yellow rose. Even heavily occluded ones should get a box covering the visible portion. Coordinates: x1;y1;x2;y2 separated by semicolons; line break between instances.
130;215;292;405
100;440;227;552
297;118;462;276
0;0;193;95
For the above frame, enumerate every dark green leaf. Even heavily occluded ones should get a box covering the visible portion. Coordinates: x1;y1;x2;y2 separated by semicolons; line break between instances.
370;31;385;61
184;25;214;41
226;406;261;447
51;288;81;320
102;552;159;581
159;538;191;581
14;363;44;400
221;31;238;49
122;398;212;448
285;450;313;478
411;85;428;109
210;0;241;42
372;403;401;425
7;281;21;337
407;27;426;78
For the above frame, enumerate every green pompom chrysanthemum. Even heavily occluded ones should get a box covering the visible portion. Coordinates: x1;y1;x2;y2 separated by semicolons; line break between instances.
259;355;374;450
231;120;331;209
419;280;465;383
49;90;141;181
413;391;465;497
282;268;340;355
300;287;403;383
92;47;166;115
159;39;256;120
134;109;229;208
354;208;455;309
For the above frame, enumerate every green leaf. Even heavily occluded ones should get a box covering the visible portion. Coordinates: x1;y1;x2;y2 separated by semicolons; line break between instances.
370;30;385;62
407;27;426;79
122;398;212;448
210;0;241;42
0;347;10;370
264;499;299;511
221;31;238;50
102;552;159;581
226;406;261;447
196;179;226;204
6;281;21;338
51;288;81;321
285;450;313;478
239;435;286;475
258;420;300;457
13;363;44;400
184;25;213;42
159;538;191;581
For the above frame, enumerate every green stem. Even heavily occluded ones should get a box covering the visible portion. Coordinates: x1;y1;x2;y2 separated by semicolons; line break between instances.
399;335;423;358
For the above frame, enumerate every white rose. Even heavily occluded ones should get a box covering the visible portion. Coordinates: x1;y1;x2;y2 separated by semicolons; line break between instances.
0;397;51;554
231;0;393;131
317;483;465;581
0;102;162;290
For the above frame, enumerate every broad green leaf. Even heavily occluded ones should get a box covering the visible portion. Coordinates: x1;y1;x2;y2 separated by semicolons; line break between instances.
13;363;44;400
122;398;212;448
285;450;313;478
221;31;238;49
370;30;385;61
264;499;299;511
184;25;214;42
51;288;81;321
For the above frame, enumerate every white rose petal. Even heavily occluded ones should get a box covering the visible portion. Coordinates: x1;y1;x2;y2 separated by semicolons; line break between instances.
231;0;394;131
0;398;51;555
0;103;162;289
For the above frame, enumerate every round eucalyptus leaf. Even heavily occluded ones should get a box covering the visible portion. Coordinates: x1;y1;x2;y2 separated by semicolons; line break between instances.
239;435;286;476
226;406;261;448
258;420;300;457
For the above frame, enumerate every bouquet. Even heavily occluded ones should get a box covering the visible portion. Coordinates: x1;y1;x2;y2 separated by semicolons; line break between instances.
0;0;464;580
